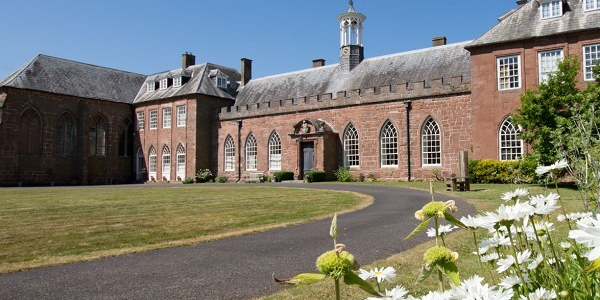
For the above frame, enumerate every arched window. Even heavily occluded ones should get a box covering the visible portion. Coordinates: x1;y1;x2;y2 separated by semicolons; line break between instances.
176;144;186;179
380;121;398;167
224;135;235;171
246;133;257;171
89;116;107;156
269;131;281;170
118;119;133;157
56;112;76;155
148;146;157;180
343;123;360;167
421;117;441;166
162;145;171;181
18;108;42;154
499;117;523;161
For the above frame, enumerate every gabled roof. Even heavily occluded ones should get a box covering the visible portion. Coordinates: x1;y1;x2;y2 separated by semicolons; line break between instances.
468;0;600;48
235;41;471;107
0;54;146;104
133;63;240;104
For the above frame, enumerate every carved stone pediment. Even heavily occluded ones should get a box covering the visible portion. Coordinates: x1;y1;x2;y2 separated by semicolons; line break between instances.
289;118;332;139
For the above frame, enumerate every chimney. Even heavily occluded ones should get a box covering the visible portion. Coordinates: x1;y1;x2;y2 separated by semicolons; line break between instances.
182;52;195;69
312;59;326;68
516;0;528;7
432;36;447;47
241;58;252;86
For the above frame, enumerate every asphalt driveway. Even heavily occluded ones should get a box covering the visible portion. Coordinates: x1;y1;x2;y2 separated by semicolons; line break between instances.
0;183;474;300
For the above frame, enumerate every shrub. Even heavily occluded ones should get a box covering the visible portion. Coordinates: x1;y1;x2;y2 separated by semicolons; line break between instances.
195;169;215;183
304;171;326;182
182;177;194;184
469;159;517;183
334;167;354;182
366;173;378;182
273;171;294;182
215;175;228;183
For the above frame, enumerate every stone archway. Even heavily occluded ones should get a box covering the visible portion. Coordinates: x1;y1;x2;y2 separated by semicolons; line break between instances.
288;118;340;180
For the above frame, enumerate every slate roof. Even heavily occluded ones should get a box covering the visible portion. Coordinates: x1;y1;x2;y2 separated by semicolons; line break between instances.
235;41;472;107
468;0;600;48
133;63;240;104
0;54;146;104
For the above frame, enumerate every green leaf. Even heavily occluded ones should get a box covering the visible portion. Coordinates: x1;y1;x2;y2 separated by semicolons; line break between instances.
584;259;600;273
343;271;382;297
273;273;326;285
438;261;460;286
405;217;432;240
330;213;338;241
415;264;433;286
444;212;467;229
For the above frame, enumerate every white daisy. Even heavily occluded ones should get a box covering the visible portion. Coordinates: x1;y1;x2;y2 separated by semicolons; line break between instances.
485;201;534;226
527;253;544;270
569;214;600;260
426;224;456;237
365;284;410;300
557;212;593;222
359;267;397;283
519;287;557;300
528;193;561;216
501;188;529;202
480;253;499;263
496;256;515;273
536;159;568;176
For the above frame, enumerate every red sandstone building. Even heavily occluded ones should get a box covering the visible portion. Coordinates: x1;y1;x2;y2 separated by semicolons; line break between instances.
0;0;599;186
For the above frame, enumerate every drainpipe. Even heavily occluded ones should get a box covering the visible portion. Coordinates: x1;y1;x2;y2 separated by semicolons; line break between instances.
404;100;412;181
237;120;242;182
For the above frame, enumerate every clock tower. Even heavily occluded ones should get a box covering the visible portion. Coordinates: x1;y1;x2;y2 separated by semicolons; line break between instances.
338;0;366;73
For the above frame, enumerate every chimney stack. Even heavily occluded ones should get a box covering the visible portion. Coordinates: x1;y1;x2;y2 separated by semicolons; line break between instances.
312;59;326;68
241;58;252;86
432;36;447;47
182;52;195;69
516;0;528;7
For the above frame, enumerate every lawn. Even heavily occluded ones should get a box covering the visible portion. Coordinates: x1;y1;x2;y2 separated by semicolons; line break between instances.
0;185;370;273
256;181;586;300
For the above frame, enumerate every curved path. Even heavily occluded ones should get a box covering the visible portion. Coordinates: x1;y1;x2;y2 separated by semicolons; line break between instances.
0;183;474;300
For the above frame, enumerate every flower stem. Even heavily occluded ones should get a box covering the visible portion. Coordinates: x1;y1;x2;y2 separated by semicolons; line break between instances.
335;279;341;300
506;225;530;298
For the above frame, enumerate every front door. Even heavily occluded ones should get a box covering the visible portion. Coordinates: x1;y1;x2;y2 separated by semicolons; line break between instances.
301;142;314;177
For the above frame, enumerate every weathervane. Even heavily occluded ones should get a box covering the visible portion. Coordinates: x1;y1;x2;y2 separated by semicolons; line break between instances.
349;0;354;6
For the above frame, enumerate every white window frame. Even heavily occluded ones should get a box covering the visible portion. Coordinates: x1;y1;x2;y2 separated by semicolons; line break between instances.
159;78;168;90
162;146;171;181
584;44;600;81
136;111;144;131
149;109;158;129
146;82;155;93
343;124;360;168
224;136;235;171
149;146;157;180
380;121;398;167
217;76;227;88
268;132;282;171
585;0;600;11
162;107;171;129
421;118;441;166
497;55;521;90
176;105;186;127
173;76;182;88
246;133;257;171
176;144;186;180
499;117;523;161
540;0;562;19
538;49;563;83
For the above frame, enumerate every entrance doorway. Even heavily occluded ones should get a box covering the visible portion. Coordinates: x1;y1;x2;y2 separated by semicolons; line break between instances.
301;142;314;177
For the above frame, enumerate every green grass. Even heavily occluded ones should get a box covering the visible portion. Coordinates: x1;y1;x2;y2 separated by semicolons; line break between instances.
257;181;586;300
0;185;370;273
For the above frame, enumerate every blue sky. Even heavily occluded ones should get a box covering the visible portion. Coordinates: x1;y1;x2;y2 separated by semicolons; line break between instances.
0;0;518;80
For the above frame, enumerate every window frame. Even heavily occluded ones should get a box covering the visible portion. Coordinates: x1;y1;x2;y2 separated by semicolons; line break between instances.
538;49;563;83
57;112;77;156
584;43;600;81
162;107;172;129
89;116;107;157
148;146;157;179
499;117;523;161
173;76;182;88
343;123;360;168
224;135;235;171
216;76;228;89
268;132;282;171
421;117;442;167
497;55;521;90
162;145;171;181
176;105;186;127
540;0;562;19
149;109;158;130
159;78;168;90
146;82;155;93
245;133;257;171
176;144;186;179
136;111;144;131
585;0;600;11
380;121;398;167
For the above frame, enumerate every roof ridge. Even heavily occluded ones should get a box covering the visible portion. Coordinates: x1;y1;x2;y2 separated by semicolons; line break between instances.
363;40;473;62
0;54;40;87
35;54;147;77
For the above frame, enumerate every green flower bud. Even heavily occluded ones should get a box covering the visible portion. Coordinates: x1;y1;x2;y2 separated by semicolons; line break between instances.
421;201;448;218
316;250;355;280
423;246;454;266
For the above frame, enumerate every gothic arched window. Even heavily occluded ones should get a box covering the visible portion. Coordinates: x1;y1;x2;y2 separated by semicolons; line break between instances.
224;135;235;171
421;117;441;166
499;117;523;161
246;133;257;171
268;131;281;170
380;121;398;167
343;123;360;167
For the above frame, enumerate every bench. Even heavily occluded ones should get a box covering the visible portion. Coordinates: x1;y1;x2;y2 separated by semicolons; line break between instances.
246;172;264;183
445;176;470;192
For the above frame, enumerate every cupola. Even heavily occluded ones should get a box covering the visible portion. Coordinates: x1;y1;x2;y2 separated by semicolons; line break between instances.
338;0;366;73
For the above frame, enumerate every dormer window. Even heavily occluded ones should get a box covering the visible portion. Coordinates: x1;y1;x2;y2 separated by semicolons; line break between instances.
159;78;168;90
173;76;182;88
540;0;562;19
146;82;155;93
585;0;600;11
217;76;228;89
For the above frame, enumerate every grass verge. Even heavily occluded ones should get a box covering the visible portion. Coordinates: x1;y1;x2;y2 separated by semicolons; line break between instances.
0;185;371;274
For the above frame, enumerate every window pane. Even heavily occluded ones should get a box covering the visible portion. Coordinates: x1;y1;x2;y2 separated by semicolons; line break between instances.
269;132;282;170
380;121;398;166
498;56;521;90
499;118;523;161
422;118;441;166
225;136;235;171
149;110;158;129
539;50;563;83
246;134;257;170
584;44;600;81
177;105;186;127
163;107;171;128
344;124;360;167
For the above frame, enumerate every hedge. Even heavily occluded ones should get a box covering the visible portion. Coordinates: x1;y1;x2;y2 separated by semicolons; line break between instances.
272;171;294;182
304;171;326;182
